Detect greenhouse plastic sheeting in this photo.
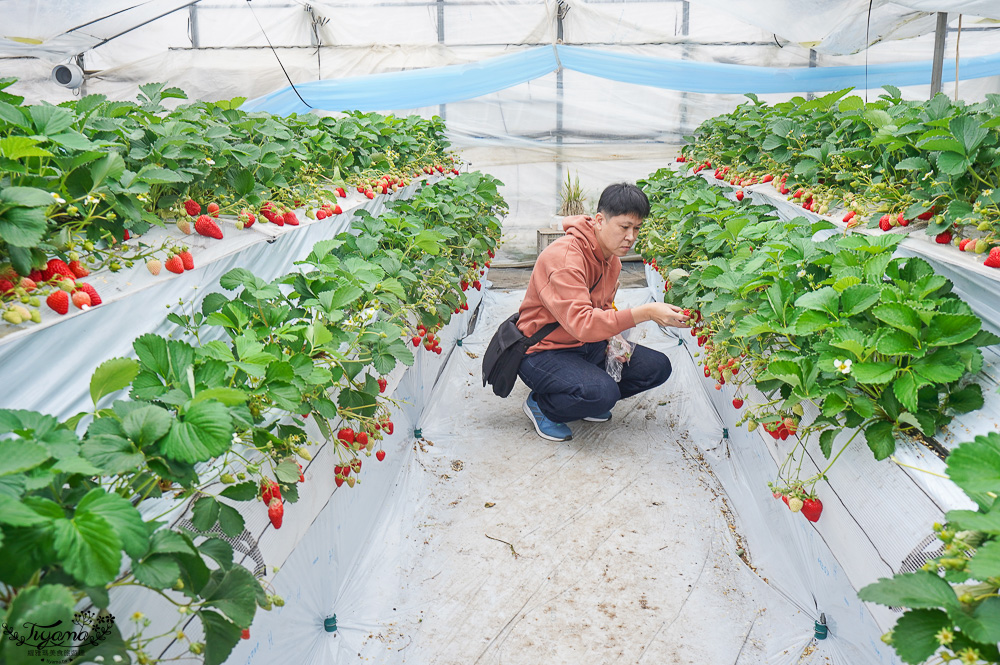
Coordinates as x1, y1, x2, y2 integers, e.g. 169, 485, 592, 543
243, 44, 1000, 115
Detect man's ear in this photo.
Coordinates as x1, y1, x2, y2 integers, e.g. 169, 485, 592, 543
594, 212, 604, 226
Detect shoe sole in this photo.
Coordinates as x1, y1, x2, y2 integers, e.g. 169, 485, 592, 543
523, 401, 572, 442
582, 414, 612, 423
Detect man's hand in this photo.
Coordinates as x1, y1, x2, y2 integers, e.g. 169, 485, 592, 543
631, 302, 690, 328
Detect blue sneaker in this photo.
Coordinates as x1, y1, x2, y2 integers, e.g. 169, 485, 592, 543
523, 393, 573, 442
582, 411, 612, 423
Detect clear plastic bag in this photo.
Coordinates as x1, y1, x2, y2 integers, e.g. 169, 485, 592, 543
605, 333, 635, 383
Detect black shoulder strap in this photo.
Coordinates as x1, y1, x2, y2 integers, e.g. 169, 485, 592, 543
527, 321, 559, 345
526, 272, 603, 346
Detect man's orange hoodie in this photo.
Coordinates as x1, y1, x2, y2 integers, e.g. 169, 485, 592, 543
517, 215, 635, 353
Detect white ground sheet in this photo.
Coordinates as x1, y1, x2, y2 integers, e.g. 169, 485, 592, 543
230, 287, 888, 665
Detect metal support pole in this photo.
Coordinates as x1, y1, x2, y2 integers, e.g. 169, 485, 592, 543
76, 53, 87, 97
556, 1, 567, 205
437, 0, 446, 122
930, 12, 948, 97
806, 48, 817, 101
189, 4, 200, 48
679, 1, 690, 138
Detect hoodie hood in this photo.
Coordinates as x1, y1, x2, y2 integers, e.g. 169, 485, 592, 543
562, 215, 608, 264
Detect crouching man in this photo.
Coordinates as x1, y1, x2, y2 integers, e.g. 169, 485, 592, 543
516, 182, 689, 441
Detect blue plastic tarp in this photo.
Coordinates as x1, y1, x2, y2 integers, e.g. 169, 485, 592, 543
242, 44, 1000, 115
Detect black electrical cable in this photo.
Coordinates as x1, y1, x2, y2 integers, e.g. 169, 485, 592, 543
246, 0, 314, 110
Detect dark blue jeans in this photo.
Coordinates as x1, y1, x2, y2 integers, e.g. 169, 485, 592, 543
518, 341, 672, 423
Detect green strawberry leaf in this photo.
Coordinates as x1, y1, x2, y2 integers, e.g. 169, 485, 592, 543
863, 420, 896, 460
52, 512, 121, 586
858, 570, 960, 610
77, 487, 149, 559
889, 609, 953, 664
200, 609, 243, 665
947, 432, 1000, 500
159, 401, 233, 464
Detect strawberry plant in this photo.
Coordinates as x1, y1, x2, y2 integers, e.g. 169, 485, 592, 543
679, 87, 1000, 261
0, 78, 458, 327
638, 168, 997, 501
0, 172, 504, 665
860, 432, 1000, 664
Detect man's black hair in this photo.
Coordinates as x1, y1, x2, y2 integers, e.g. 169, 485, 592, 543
596, 182, 650, 219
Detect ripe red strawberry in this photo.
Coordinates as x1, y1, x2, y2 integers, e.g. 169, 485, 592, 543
376, 450, 386, 461
365, 190, 375, 199
42, 258, 75, 281
412, 335, 421, 346
241, 629, 250, 640
761, 174, 774, 183
842, 211, 856, 223
195, 214, 223, 239
268, 497, 283, 529
384, 420, 394, 435
207, 202, 220, 218
46, 290, 69, 314
68, 261, 89, 278
239, 209, 255, 228
335, 475, 345, 487
935, 230, 953, 244
473, 280, 482, 290
735, 191, 745, 201
164, 255, 184, 274
378, 377, 387, 393
283, 211, 299, 226
984, 247, 1000, 268
917, 206, 936, 221
337, 427, 355, 445
732, 398, 744, 409
879, 215, 892, 232
316, 209, 327, 220
897, 212, 909, 228
177, 218, 192, 235
351, 458, 362, 473
123, 229, 131, 241
72, 290, 91, 309
260, 479, 281, 504
77, 282, 101, 305
356, 432, 369, 448
335, 187, 346, 198
959, 238, 972, 251
178, 250, 194, 271
29, 269, 43, 282
332, 204, 342, 215
0, 279, 12, 294
147, 259, 162, 276
780, 186, 790, 195
801, 498, 823, 522
184, 199, 201, 216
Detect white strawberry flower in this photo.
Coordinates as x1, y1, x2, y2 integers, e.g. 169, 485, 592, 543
797, 269, 806, 278
85, 194, 100, 205
204, 157, 216, 165
833, 358, 852, 374
50, 192, 66, 204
